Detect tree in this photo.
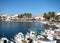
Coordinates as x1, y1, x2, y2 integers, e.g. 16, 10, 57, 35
43, 13, 48, 19
48, 12, 51, 14
48, 12, 55, 18
27, 13, 32, 18
18, 13, 32, 18
43, 12, 56, 21
43, 13, 46, 18
51, 12, 55, 18
47, 12, 52, 19
18, 14, 23, 18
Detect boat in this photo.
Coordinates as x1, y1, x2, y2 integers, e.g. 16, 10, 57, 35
48, 22, 55, 26
27, 28, 56, 43
41, 21, 48, 24
54, 29, 60, 43
55, 24, 60, 27
13, 27, 57, 43
0, 37, 14, 43
54, 23, 60, 28
14, 32, 24, 43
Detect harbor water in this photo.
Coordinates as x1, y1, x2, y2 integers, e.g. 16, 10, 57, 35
0, 22, 58, 40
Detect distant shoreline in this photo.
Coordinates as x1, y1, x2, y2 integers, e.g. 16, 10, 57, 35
0, 20, 37, 22
0, 21, 49, 25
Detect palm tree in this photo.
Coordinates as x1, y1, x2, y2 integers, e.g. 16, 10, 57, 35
43, 13, 48, 20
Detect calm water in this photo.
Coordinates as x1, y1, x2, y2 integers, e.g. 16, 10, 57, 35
0, 22, 57, 40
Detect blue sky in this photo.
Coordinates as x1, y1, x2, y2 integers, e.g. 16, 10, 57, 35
0, 0, 60, 16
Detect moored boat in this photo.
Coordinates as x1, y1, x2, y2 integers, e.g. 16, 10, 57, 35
13, 27, 57, 43
0, 37, 14, 43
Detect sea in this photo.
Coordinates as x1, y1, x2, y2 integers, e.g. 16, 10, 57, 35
0, 22, 58, 40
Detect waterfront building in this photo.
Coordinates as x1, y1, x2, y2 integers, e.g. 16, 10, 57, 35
56, 12, 60, 21
33, 16, 45, 21
0, 14, 8, 21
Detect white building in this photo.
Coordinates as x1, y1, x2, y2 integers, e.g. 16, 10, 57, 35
57, 12, 60, 15
6, 16, 11, 21
11, 14, 18, 20
34, 16, 45, 21
0, 14, 8, 21
56, 12, 60, 21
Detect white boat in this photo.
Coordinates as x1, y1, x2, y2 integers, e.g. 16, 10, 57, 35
0, 37, 14, 43
54, 29, 60, 36
39, 28, 55, 38
26, 30, 37, 41
14, 32, 24, 43
13, 27, 57, 43
41, 21, 48, 24
56, 24, 60, 27
54, 23, 60, 27
48, 22, 55, 26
